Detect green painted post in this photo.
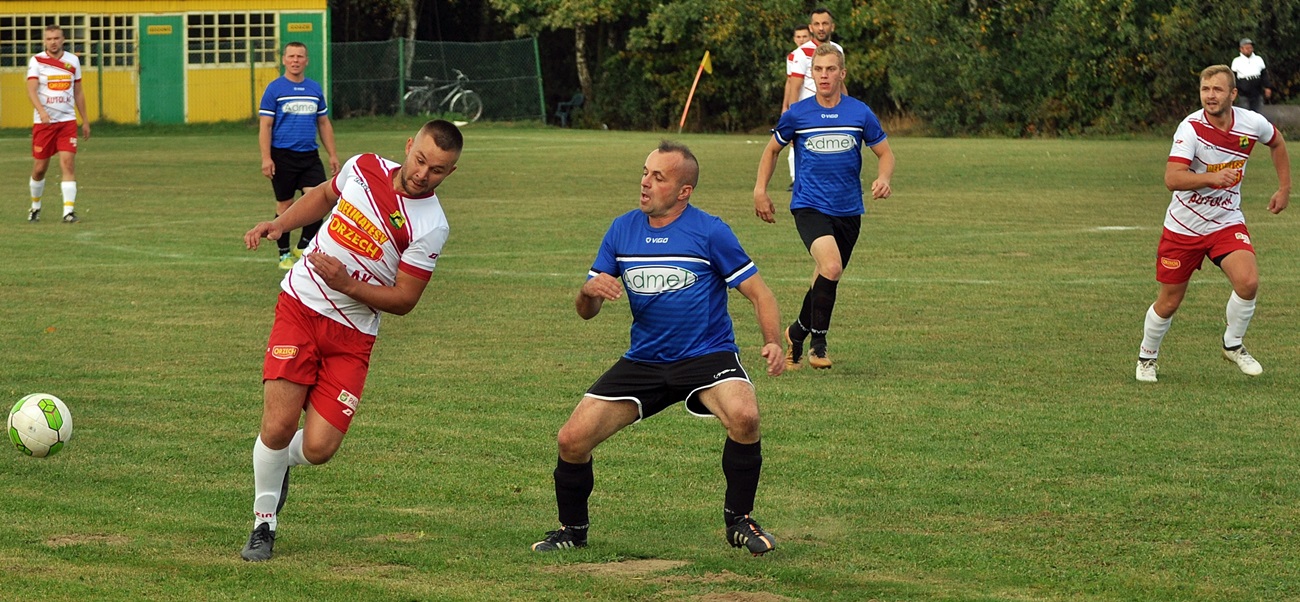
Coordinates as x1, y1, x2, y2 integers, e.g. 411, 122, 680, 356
96, 42, 104, 121
397, 38, 405, 116
532, 36, 545, 122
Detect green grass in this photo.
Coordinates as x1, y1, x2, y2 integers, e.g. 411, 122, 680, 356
2, 123, 1299, 601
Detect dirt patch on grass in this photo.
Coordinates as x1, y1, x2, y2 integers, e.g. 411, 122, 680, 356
44, 534, 130, 548
552, 558, 690, 577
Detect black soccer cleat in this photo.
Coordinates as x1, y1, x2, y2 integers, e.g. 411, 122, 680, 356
530, 525, 588, 552
726, 515, 775, 556
27, 208, 40, 222
61, 212, 79, 224
240, 522, 276, 562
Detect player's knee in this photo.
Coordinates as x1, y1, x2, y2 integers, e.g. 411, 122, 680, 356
818, 262, 843, 281
303, 440, 339, 465
724, 407, 761, 441
556, 426, 593, 462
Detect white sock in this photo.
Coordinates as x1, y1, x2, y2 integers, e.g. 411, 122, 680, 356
30, 178, 44, 209
1140, 304, 1172, 359
286, 429, 314, 467
61, 181, 76, 215
1224, 292, 1256, 348
252, 436, 290, 530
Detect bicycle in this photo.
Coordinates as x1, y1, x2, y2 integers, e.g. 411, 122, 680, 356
403, 69, 484, 123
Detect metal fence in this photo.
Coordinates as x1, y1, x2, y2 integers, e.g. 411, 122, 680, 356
330, 38, 544, 122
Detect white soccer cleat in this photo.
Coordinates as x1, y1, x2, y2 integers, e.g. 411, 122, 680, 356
1222, 346, 1263, 376
1135, 358, 1158, 383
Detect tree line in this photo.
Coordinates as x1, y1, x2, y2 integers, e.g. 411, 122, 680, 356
332, 0, 1300, 135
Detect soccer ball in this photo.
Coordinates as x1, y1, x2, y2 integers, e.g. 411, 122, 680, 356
8, 393, 73, 458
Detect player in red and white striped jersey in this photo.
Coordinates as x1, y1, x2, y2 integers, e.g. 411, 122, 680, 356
1135, 65, 1290, 383
238, 120, 463, 561
25, 24, 90, 224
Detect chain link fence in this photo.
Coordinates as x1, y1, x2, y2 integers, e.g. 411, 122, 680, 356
330, 38, 544, 122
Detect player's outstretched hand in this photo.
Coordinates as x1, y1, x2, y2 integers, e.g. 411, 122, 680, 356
582, 273, 624, 301
1268, 189, 1289, 214
244, 221, 282, 250
760, 342, 784, 376
871, 179, 892, 200
753, 192, 777, 223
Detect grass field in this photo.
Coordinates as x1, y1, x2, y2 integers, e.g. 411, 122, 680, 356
2, 119, 1299, 601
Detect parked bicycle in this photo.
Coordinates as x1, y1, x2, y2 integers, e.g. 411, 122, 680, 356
403, 69, 484, 123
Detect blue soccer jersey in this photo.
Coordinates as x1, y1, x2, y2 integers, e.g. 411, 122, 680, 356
259, 76, 328, 152
774, 95, 887, 217
589, 205, 759, 363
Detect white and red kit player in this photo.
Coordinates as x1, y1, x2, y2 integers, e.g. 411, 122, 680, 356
1135, 65, 1290, 383
25, 24, 90, 223
238, 120, 464, 562
781, 8, 843, 184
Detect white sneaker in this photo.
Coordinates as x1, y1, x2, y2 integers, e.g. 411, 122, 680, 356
1136, 358, 1158, 382
1222, 346, 1263, 376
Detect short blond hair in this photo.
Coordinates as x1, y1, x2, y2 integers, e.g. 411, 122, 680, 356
1201, 64, 1236, 89
813, 43, 843, 68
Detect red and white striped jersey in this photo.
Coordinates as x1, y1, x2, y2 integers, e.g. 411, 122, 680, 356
786, 40, 844, 102
1164, 107, 1278, 236
281, 153, 449, 335
26, 51, 82, 124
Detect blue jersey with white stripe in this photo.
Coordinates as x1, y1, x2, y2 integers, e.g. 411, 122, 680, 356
590, 204, 759, 363
259, 76, 328, 152
774, 94, 886, 216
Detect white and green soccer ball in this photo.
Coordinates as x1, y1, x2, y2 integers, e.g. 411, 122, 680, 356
8, 393, 73, 458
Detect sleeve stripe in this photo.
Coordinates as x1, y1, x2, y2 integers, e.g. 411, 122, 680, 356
724, 262, 756, 283
399, 262, 433, 281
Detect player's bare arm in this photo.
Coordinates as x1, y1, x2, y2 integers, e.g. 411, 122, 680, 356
245, 183, 339, 249
869, 139, 896, 200
1164, 161, 1240, 192
782, 76, 802, 113
26, 78, 50, 124
735, 274, 784, 377
753, 138, 784, 223
307, 255, 430, 315
258, 116, 276, 178
1266, 133, 1291, 214
73, 80, 90, 140
576, 273, 622, 320
318, 115, 340, 175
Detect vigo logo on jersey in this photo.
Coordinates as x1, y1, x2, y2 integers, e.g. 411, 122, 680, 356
282, 100, 319, 115
804, 133, 856, 154
623, 265, 698, 295
46, 75, 72, 91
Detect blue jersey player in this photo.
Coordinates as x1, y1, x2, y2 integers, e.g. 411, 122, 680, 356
753, 43, 896, 370
532, 142, 785, 556
259, 42, 339, 269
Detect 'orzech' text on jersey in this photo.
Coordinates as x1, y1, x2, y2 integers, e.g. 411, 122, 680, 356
1165, 106, 1278, 237
773, 94, 887, 217
282, 153, 449, 336
589, 204, 758, 363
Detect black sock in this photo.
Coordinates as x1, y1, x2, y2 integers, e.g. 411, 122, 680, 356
793, 290, 813, 342
809, 276, 839, 346
554, 457, 594, 528
722, 438, 762, 524
275, 212, 291, 255
299, 218, 322, 250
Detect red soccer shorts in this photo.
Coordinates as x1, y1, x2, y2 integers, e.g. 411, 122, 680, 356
32, 121, 77, 159
1155, 224, 1255, 284
263, 292, 376, 433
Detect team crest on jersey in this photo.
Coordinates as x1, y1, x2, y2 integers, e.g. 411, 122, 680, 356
1239, 136, 1250, 149
1236, 232, 1251, 245
1160, 257, 1182, 269
388, 211, 406, 229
